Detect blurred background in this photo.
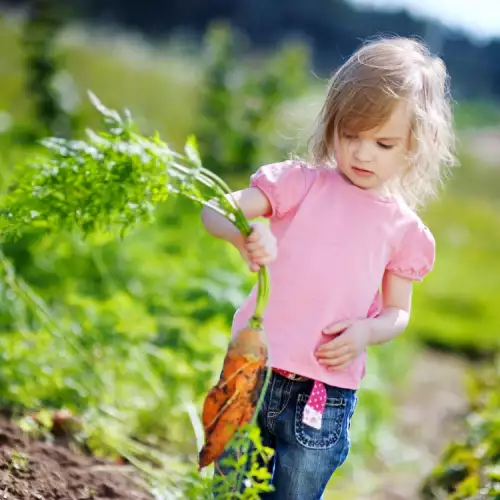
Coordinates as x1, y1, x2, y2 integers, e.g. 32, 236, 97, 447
0, 1, 499, 499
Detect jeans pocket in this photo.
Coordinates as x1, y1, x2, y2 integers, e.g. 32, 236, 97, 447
294, 393, 346, 450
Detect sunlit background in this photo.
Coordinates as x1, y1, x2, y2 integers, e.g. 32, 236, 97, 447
0, 1, 499, 499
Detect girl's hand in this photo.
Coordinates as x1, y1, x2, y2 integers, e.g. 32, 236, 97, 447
314, 319, 372, 371
238, 221, 277, 272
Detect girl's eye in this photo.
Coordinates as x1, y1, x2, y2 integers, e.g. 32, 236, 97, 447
344, 134, 356, 140
377, 142, 394, 150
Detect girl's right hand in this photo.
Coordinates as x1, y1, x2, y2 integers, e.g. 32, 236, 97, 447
238, 221, 277, 272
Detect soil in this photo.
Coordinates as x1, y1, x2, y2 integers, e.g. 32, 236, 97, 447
0, 416, 154, 500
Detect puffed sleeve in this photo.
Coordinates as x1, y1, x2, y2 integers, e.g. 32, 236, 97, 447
386, 221, 436, 281
250, 161, 316, 219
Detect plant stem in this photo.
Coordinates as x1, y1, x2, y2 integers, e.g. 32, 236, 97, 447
255, 267, 269, 320
193, 159, 274, 494
170, 157, 271, 325
233, 364, 272, 494
196, 168, 270, 324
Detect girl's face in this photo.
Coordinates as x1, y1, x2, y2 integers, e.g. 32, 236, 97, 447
333, 102, 412, 194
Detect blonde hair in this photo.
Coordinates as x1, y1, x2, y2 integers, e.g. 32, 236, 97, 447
309, 36, 456, 209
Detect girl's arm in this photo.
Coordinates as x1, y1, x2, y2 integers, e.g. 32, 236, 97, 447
315, 271, 414, 370
201, 187, 271, 247
365, 271, 413, 345
201, 187, 277, 271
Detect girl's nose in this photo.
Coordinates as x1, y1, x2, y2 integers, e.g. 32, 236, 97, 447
353, 140, 373, 163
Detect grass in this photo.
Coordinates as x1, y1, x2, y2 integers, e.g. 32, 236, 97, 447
61, 27, 201, 148
0, 13, 201, 150
453, 100, 500, 130
414, 193, 500, 354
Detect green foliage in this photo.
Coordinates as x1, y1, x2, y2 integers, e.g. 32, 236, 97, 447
0, 14, 201, 152
0, 92, 413, 495
1, 92, 249, 241
143, 425, 274, 499
197, 24, 309, 175
410, 190, 500, 357
211, 426, 275, 499
7, 449, 29, 474
0, 94, 276, 496
21, 0, 74, 138
421, 358, 500, 499
0, 209, 275, 496
2, 93, 169, 239
453, 101, 500, 130
3, 9, 500, 498
42, 0, 500, 104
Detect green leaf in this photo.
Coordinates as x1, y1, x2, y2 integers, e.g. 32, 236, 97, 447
87, 90, 122, 124
185, 135, 202, 168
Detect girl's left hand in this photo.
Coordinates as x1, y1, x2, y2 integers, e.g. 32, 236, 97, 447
315, 319, 372, 371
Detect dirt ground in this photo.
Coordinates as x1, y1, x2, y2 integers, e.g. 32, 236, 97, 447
0, 415, 154, 500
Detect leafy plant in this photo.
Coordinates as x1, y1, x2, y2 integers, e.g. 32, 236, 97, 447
421, 357, 500, 499
21, 0, 74, 139
197, 24, 309, 176
0, 92, 274, 496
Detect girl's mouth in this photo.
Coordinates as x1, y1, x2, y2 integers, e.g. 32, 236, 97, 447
352, 166, 374, 176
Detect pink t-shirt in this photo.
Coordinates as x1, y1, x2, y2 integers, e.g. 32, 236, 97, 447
231, 161, 435, 391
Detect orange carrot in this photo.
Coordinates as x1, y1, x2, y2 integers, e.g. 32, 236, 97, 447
201, 385, 232, 432
199, 392, 248, 468
198, 326, 268, 468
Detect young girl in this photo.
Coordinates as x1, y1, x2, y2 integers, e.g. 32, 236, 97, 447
202, 36, 455, 499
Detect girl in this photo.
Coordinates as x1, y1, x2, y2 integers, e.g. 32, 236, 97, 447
202, 36, 455, 499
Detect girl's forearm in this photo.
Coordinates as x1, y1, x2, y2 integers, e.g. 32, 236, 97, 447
365, 306, 410, 345
201, 187, 271, 248
201, 204, 244, 248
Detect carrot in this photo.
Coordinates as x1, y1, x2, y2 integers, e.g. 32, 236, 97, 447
199, 374, 262, 469
201, 340, 263, 431
199, 392, 248, 468
198, 326, 268, 468
195, 192, 272, 470
201, 385, 231, 432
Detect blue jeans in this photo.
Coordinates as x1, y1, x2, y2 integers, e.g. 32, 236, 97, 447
213, 371, 357, 499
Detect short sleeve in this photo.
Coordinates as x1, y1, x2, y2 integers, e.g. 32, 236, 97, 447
386, 221, 436, 281
250, 161, 316, 219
